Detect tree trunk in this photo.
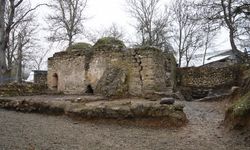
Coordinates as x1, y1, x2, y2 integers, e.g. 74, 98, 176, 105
68, 36, 73, 47
0, 0, 7, 84
178, 55, 182, 67
221, 0, 241, 63
229, 29, 241, 62
203, 31, 209, 65
16, 34, 22, 83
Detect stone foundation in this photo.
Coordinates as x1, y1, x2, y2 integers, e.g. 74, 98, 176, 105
0, 96, 187, 127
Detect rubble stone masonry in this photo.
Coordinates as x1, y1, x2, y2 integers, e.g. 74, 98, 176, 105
48, 47, 176, 97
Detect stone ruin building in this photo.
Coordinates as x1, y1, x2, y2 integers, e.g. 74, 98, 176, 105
47, 38, 176, 97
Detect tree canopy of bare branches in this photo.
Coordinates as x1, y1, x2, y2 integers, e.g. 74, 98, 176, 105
197, 0, 250, 62
0, 0, 45, 83
126, 0, 171, 51
46, 0, 88, 47
169, 0, 205, 67
86, 23, 125, 44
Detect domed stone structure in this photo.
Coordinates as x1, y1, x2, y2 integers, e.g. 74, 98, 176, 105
93, 37, 126, 50
66, 42, 92, 52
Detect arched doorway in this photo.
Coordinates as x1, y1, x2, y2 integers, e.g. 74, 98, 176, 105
52, 73, 58, 90
85, 84, 94, 94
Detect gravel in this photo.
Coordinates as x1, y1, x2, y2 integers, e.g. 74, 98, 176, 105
0, 100, 250, 150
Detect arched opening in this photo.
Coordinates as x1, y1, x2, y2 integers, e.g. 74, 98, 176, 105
85, 84, 94, 94
52, 73, 58, 89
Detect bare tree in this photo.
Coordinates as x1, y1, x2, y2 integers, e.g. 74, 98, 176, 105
191, 2, 219, 65
169, 0, 204, 67
126, 0, 171, 50
5, 1, 42, 83
47, 0, 88, 47
197, 0, 250, 62
201, 23, 218, 65
27, 46, 51, 71
0, 0, 45, 83
15, 20, 38, 82
0, 0, 7, 83
86, 23, 125, 44
0, 0, 25, 83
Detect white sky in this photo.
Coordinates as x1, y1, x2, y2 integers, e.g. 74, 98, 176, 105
30, 0, 231, 69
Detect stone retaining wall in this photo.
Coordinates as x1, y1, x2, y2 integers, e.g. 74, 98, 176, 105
177, 66, 238, 88
0, 83, 47, 97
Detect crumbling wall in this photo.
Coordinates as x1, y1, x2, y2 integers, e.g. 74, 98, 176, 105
48, 51, 88, 94
128, 48, 175, 96
48, 46, 176, 97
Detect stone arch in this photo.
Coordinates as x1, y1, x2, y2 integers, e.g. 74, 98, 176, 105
52, 73, 58, 89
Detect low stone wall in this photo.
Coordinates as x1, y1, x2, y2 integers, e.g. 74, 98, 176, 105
0, 97, 188, 127
0, 83, 47, 97
177, 66, 237, 88
34, 71, 47, 85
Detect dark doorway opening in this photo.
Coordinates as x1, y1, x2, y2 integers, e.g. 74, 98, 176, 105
52, 73, 58, 89
85, 84, 94, 94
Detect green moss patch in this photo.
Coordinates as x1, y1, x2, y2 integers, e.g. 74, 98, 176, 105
229, 91, 250, 118
93, 37, 126, 50
66, 42, 92, 52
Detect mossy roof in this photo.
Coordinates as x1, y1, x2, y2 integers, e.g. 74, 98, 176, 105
93, 37, 126, 50
66, 42, 92, 52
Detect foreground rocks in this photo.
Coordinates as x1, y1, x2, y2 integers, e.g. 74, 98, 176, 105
0, 96, 187, 127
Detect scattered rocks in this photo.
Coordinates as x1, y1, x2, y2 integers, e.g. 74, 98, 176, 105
173, 91, 185, 101
191, 89, 209, 99
160, 98, 175, 105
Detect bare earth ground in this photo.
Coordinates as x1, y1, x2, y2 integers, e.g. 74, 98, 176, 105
0, 99, 250, 150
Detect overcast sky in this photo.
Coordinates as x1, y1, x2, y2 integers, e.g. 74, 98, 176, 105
30, 0, 231, 68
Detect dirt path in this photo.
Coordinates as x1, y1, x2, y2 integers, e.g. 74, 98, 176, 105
0, 100, 249, 150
